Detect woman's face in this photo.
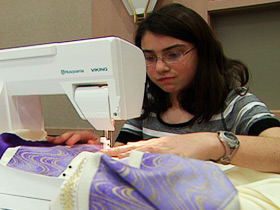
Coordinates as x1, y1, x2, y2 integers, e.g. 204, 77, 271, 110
142, 32, 198, 97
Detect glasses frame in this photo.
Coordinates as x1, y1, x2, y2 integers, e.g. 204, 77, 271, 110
145, 46, 196, 66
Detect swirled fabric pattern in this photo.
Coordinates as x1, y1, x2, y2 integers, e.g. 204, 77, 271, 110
0, 133, 101, 177
0, 133, 239, 209
89, 153, 238, 210
7, 144, 100, 177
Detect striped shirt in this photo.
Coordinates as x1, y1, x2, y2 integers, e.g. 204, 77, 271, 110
116, 88, 280, 144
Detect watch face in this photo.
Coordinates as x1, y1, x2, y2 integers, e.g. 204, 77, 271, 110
223, 131, 239, 148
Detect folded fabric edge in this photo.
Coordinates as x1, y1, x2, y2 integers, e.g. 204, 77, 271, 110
129, 150, 145, 168
51, 151, 102, 210
0, 146, 21, 166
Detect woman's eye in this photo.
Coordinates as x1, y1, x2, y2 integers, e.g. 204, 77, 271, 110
166, 52, 181, 59
145, 56, 155, 61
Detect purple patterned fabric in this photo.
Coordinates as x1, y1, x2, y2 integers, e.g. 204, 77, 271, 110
0, 133, 239, 209
0, 133, 55, 158
90, 154, 238, 210
0, 132, 101, 176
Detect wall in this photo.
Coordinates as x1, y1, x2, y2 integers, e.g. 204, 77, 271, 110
92, 0, 138, 42
91, 0, 208, 42
210, 3, 280, 109
0, 0, 95, 135
0, 0, 93, 49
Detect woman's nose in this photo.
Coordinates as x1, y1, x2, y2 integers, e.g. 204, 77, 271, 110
155, 58, 170, 73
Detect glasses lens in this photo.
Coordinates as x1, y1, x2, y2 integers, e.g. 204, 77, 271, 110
164, 52, 183, 63
145, 56, 156, 66
144, 48, 193, 66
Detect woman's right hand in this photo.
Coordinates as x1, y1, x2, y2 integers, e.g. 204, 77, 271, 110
46, 130, 100, 146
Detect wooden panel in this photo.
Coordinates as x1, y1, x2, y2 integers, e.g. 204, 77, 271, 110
92, 0, 138, 42
92, 0, 209, 42
271, 110, 280, 119
155, 0, 208, 20
208, 0, 280, 11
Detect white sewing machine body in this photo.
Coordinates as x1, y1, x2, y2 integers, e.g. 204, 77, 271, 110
0, 162, 65, 210
0, 37, 146, 139
0, 37, 146, 209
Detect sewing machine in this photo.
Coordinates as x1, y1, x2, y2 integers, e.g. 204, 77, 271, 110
0, 37, 146, 209
0, 36, 146, 145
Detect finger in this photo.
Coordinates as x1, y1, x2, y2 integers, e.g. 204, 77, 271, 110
47, 136, 69, 145
87, 139, 102, 145
118, 151, 131, 159
87, 140, 95, 145
46, 136, 56, 142
127, 141, 145, 145
59, 132, 76, 141
47, 132, 75, 144
101, 145, 134, 156
65, 133, 85, 146
117, 146, 149, 159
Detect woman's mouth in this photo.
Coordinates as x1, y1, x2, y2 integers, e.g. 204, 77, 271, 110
158, 77, 174, 83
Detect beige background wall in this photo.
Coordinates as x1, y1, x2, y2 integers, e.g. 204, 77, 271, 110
211, 3, 280, 110
91, 0, 208, 43
0, 0, 95, 135
0, 0, 279, 137
0, 0, 93, 49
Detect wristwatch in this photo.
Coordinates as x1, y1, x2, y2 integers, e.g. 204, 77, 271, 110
212, 131, 240, 165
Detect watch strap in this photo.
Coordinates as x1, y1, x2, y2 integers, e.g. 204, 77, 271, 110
209, 131, 240, 165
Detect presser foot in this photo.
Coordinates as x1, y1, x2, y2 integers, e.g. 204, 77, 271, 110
100, 137, 111, 149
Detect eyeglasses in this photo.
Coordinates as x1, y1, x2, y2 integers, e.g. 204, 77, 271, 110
144, 47, 196, 66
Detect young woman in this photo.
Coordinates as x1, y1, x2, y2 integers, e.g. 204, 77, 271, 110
48, 3, 280, 173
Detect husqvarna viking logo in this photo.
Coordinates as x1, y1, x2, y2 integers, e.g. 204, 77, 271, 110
61, 69, 84, 75
60, 67, 108, 75
91, 67, 108, 72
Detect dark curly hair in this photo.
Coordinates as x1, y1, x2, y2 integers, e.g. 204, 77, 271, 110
135, 3, 249, 124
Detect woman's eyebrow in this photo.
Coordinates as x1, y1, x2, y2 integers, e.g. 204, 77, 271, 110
142, 49, 154, 53
163, 44, 187, 51
142, 43, 187, 53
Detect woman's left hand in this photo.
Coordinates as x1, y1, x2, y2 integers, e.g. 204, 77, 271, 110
101, 132, 224, 160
